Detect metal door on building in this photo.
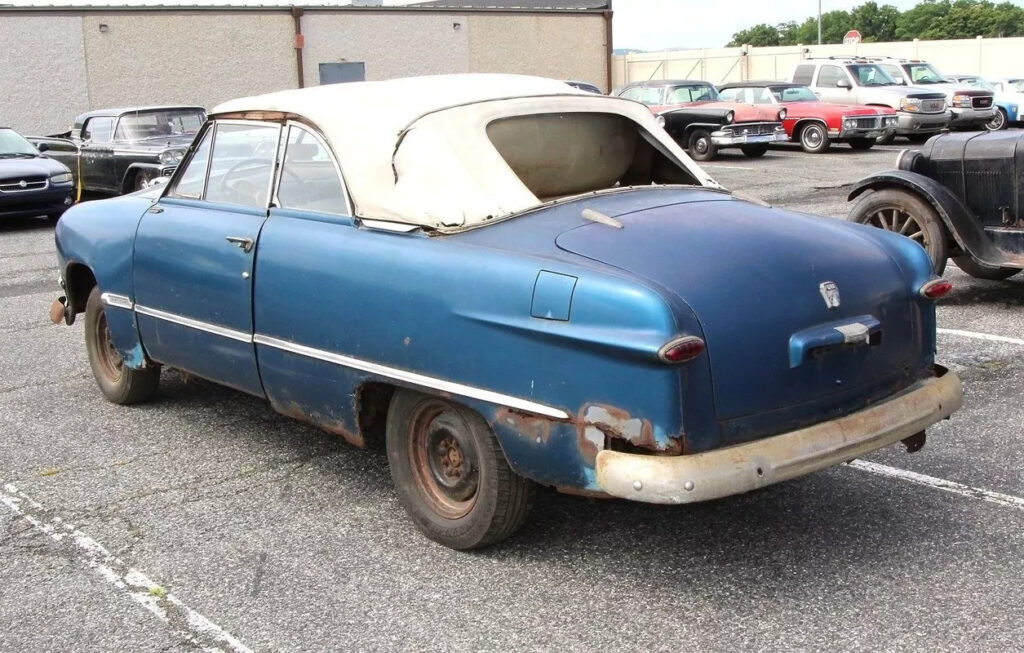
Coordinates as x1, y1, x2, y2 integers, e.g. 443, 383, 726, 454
319, 62, 366, 85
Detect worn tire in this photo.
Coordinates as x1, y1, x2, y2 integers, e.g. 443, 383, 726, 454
799, 122, 830, 153
84, 286, 160, 404
386, 389, 534, 550
848, 138, 875, 151
986, 108, 1008, 131
848, 189, 949, 274
686, 128, 717, 161
740, 144, 769, 158
953, 255, 1022, 280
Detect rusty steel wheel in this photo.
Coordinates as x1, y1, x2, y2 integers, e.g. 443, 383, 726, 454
848, 188, 949, 274
386, 389, 534, 549
84, 286, 160, 404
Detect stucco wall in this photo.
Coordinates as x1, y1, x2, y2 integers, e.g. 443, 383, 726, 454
80, 12, 297, 109
468, 13, 607, 90
302, 12, 470, 85
0, 15, 90, 134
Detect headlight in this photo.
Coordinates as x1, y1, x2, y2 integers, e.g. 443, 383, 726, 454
885, 116, 898, 126
844, 119, 855, 129
725, 111, 735, 123
900, 97, 922, 112
159, 149, 185, 165
778, 108, 787, 120
951, 94, 972, 108
655, 114, 666, 128
50, 172, 73, 184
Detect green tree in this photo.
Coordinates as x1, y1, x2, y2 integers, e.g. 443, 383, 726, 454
727, 23, 782, 47
850, 2, 901, 41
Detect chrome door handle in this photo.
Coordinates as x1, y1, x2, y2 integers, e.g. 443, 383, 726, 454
226, 236, 254, 253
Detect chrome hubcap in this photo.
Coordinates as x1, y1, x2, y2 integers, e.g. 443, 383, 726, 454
805, 127, 823, 147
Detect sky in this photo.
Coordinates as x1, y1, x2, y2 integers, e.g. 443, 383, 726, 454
611, 0, 926, 50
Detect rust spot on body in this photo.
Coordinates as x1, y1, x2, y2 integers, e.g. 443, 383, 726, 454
274, 399, 365, 448
495, 406, 552, 444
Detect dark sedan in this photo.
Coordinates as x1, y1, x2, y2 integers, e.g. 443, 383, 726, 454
0, 127, 74, 222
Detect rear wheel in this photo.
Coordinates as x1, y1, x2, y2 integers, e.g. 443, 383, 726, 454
740, 144, 769, 158
986, 108, 1008, 131
385, 389, 534, 549
84, 286, 160, 404
848, 138, 875, 151
953, 255, 1021, 280
848, 189, 949, 274
686, 128, 717, 161
799, 123, 830, 153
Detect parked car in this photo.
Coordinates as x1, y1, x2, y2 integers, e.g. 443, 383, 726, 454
563, 80, 601, 94
717, 81, 897, 153
50, 74, 962, 549
848, 130, 1023, 279
614, 79, 787, 160
791, 58, 950, 143
948, 75, 1023, 130
869, 58, 996, 131
0, 126, 74, 222
29, 106, 206, 196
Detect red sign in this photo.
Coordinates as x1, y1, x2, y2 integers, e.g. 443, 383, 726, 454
843, 30, 863, 44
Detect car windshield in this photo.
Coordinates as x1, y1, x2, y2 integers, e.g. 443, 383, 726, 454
847, 64, 897, 87
1007, 80, 1024, 92
960, 77, 995, 91
905, 63, 948, 84
0, 128, 39, 157
770, 86, 818, 102
115, 109, 206, 140
665, 84, 720, 103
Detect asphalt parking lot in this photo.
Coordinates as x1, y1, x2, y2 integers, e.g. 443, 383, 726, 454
2, 141, 1023, 652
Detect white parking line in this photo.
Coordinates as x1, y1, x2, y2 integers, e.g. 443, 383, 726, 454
848, 461, 1024, 511
0, 483, 253, 653
704, 165, 756, 170
937, 327, 1024, 347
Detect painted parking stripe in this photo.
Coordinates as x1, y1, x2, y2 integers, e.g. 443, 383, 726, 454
848, 461, 1024, 511
937, 327, 1024, 347
0, 483, 253, 653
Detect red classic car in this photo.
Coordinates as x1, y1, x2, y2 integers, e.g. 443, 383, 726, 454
717, 82, 898, 153
614, 80, 787, 160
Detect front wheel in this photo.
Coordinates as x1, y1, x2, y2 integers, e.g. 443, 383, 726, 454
799, 123, 830, 153
386, 390, 534, 549
84, 286, 160, 404
686, 129, 717, 161
953, 255, 1021, 280
875, 131, 896, 145
847, 189, 949, 274
740, 144, 769, 158
986, 108, 1008, 131
848, 138, 875, 151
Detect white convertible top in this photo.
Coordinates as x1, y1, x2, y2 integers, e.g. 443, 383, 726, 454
212, 74, 713, 227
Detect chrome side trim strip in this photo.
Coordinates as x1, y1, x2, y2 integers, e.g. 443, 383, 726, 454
253, 334, 571, 420
134, 304, 253, 344
100, 292, 134, 310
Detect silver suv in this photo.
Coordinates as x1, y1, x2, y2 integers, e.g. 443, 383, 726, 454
868, 58, 996, 130
791, 58, 950, 142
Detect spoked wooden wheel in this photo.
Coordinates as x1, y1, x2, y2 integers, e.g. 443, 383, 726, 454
847, 188, 949, 274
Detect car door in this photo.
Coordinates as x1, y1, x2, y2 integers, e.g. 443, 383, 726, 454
133, 119, 281, 396
79, 116, 116, 192
814, 65, 855, 103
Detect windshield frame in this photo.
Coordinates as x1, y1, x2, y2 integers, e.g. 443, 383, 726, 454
0, 128, 40, 156
113, 109, 207, 141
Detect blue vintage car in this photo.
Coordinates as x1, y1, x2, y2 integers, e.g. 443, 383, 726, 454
50, 75, 962, 549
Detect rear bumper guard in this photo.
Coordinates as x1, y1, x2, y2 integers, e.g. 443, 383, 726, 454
595, 366, 962, 505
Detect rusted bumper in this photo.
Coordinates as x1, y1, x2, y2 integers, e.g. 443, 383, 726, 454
595, 367, 962, 504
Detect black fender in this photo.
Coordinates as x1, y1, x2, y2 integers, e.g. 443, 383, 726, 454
120, 163, 163, 194
848, 170, 1009, 267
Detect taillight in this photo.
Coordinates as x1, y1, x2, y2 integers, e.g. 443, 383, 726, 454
920, 278, 952, 300
658, 336, 706, 363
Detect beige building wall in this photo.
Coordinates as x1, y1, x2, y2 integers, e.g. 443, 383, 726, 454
0, 15, 91, 134
615, 37, 1024, 87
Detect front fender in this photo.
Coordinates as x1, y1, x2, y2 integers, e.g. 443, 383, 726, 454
848, 170, 1008, 267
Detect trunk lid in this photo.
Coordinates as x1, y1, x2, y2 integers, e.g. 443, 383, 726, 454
555, 198, 919, 422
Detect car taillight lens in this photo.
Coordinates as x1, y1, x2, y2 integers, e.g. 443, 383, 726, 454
920, 278, 952, 299
658, 336, 706, 363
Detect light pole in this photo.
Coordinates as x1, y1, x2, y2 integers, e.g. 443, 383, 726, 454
818, 0, 822, 45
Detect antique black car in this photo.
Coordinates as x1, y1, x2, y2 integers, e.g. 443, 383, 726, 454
30, 106, 206, 195
848, 131, 1023, 279
0, 127, 75, 222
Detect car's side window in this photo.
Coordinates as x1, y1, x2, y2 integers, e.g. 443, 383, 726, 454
880, 64, 906, 83
619, 87, 643, 102
168, 127, 214, 200
276, 124, 349, 215
717, 88, 742, 102
204, 123, 280, 209
793, 64, 816, 85
82, 117, 114, 143
817, 65, 848, 88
